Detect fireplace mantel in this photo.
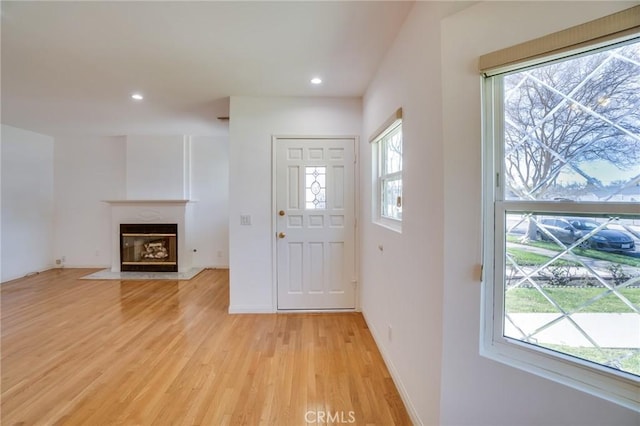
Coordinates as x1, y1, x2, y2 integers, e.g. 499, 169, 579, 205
106, 200, 194, 273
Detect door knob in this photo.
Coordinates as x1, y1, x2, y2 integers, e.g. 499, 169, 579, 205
278, 232, 286, 239
279, 210, 285, 216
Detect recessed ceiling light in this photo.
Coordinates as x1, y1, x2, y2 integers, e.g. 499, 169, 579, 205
310, 77, 322, 85
131, 93, 144, 101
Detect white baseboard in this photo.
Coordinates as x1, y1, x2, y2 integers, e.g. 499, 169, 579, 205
277, 308, 359, 313
228, 305, 275, 314
199, 265, 229, 270
1, 264, 55, 284
63, 264, 110, 269
361, 309, 422, 426
50, 264, 227, 271
62, 265, 228, 271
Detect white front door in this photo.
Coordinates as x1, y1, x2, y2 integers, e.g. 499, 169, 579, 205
275, 137, 356, 309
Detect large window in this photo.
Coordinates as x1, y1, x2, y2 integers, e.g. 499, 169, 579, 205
483, 35, 639, 409
372, 109, 403, 230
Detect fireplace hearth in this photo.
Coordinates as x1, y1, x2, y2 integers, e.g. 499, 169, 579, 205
120, 224, 178, 272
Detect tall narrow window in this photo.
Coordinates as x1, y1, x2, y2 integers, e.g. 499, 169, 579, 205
372, 108, 403, 230
482, 33, 639, 409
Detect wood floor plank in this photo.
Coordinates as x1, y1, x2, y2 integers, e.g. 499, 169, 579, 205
1, 269, 411, 425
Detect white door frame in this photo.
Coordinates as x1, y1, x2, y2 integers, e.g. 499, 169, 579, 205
271, 135, 360, 312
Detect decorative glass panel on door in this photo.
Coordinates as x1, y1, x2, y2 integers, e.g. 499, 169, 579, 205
305, 166, 326, 209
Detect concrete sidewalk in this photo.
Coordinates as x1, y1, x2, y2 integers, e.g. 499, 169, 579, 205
505, 313, 639, 348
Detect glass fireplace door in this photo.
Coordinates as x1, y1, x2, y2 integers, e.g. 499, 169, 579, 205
120, 224, 178, 272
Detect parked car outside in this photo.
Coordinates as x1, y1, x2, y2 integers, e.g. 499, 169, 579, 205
537, 217, 636, 252
537, 218, 582, 245
568, 218, 636, 252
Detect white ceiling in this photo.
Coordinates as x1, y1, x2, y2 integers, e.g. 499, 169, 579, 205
1, 1, 414, 137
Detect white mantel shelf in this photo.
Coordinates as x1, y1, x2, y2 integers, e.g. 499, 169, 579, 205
103, 200, 194, 205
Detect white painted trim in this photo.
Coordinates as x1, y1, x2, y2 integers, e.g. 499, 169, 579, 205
228, 305, 276, 314
272, 134, 359, 141
0, 265, 55, 284
271, 135, 361, 311
191, 265, 230, 270
200, 264, 229, 270
271, 136, 279, 313
361, 310, 422, 425
353, 136, 361, 311
277, 309, 359, 314
373, 217, 402, 234
62, 264, 110, 269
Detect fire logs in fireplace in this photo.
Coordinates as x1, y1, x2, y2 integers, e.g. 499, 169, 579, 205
120, 224, 178, 272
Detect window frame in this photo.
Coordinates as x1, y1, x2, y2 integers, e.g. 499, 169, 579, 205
372, 111, 403, 232
481, 42, 640, 411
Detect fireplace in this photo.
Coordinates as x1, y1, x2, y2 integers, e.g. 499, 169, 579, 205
120, 224, 178, 272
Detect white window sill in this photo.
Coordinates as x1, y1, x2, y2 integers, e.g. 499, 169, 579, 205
480, 322, 640, 411
373, 218, 402, 233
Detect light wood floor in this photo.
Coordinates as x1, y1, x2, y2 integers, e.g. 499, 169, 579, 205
1, 268, 411, 425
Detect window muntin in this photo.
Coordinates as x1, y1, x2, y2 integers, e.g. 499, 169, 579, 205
484, 37, 640, 408
376, 122, 403, 224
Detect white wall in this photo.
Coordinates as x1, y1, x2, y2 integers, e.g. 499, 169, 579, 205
53, 134, 229, 269
361, 1, 639, 424
440, 2, 639, 425
191, 135, 229, 268
126, 135, 190, 200
54, 135, 126, 267
228, 96, 362, 313
1, 125, 54, 282
360, 2, 461, 424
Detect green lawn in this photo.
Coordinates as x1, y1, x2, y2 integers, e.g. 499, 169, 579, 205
506, 234, 640, 267
506, 247, 579, 267
506, 287, 640, 313
540, 344, 640, 377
